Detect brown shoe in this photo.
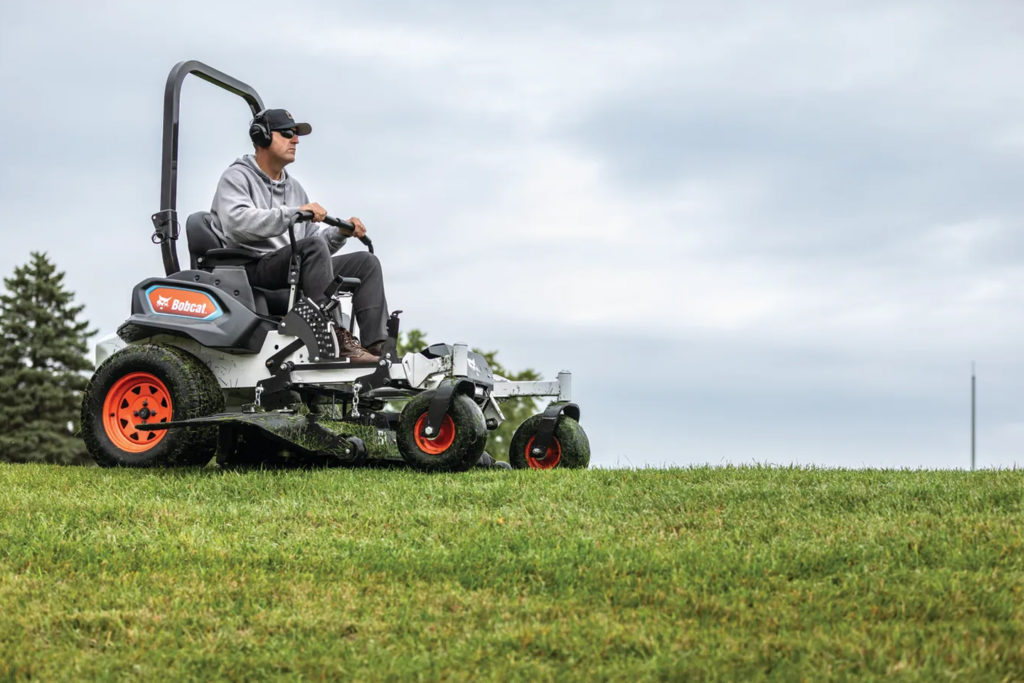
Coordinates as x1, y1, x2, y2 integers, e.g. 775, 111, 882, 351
335, 328, 379, 363
364, 340, 388, 357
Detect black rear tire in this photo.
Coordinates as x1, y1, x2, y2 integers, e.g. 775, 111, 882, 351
509, 414, 590, 470
397, 391, 487, 472
81, 344, 223, 467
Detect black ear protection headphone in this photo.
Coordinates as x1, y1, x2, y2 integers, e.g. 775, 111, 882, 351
249, 109, 272, 148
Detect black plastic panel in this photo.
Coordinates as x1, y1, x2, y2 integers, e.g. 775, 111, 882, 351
124, 277, 271, 353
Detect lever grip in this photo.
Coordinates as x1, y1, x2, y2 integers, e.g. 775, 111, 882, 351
324, 215, 374, 254
323, 215, 354, 230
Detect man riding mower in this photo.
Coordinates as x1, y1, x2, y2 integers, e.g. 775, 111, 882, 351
79, 60, 590, 472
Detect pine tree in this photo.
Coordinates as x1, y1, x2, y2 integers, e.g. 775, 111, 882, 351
0, 252, 96, 464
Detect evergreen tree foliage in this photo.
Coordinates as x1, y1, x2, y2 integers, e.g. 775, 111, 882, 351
0, 252, 96, 464
398, 328, 541, 460
396, 328, 428, 358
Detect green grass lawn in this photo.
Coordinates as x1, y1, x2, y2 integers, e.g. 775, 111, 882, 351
1, 464, 1022, 681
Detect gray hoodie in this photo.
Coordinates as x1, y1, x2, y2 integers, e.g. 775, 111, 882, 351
209, 155, 346, 255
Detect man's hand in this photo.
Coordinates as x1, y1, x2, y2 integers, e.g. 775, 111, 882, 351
349, 217, 367, 238
300, 202, 327, 222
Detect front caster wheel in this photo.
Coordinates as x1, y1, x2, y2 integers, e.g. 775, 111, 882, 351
397, 391, 487, 472
509, 414, 590, 470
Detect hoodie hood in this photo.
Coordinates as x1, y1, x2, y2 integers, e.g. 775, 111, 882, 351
235, 154, 290, 184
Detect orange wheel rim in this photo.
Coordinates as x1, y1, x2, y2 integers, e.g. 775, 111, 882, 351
413, 413, 456, 454
101, 372, 173, 453
525, 436, 562, 469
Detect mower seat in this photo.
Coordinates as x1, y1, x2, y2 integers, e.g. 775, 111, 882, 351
185, 212, 291, 316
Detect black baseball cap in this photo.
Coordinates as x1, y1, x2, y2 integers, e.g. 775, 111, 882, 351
260, 108, 312, 135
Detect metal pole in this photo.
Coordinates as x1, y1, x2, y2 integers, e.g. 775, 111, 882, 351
971, 362, 976, 471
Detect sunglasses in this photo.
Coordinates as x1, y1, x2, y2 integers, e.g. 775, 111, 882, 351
275, 128, 299, 139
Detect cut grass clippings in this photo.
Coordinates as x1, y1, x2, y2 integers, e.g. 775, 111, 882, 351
0, 464, 1022, 680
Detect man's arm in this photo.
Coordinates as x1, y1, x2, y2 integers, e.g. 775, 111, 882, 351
319, 224, 348, 252
212, 169, 304, 244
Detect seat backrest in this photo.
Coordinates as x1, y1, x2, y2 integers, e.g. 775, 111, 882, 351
185, 211, 293, 317
185, 212, 225, 270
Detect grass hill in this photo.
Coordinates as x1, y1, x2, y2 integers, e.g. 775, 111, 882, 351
1, 465, 1021, 680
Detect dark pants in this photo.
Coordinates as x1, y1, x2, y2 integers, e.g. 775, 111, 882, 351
246, 237, 389, 345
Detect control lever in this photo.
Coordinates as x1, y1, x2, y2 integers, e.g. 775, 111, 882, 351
324, 275, 362, 299
323, 215, 374, 254
322, 274, 363, 319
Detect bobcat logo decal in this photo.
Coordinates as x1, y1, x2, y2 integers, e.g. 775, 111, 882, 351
145, 286, 223, 321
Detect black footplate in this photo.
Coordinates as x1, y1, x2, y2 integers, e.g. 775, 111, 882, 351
280, 297, 339, 361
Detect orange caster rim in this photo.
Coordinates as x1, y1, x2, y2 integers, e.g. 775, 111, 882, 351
525, 436, 562, 469
413, 413, 456, 454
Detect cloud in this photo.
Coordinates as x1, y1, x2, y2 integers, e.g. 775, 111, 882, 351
3, 0, 1024, 468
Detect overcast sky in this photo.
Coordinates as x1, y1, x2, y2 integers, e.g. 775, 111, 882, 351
3, 0, 1023, 468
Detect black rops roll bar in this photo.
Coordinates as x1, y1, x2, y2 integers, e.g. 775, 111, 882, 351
151, 60, 265, 276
